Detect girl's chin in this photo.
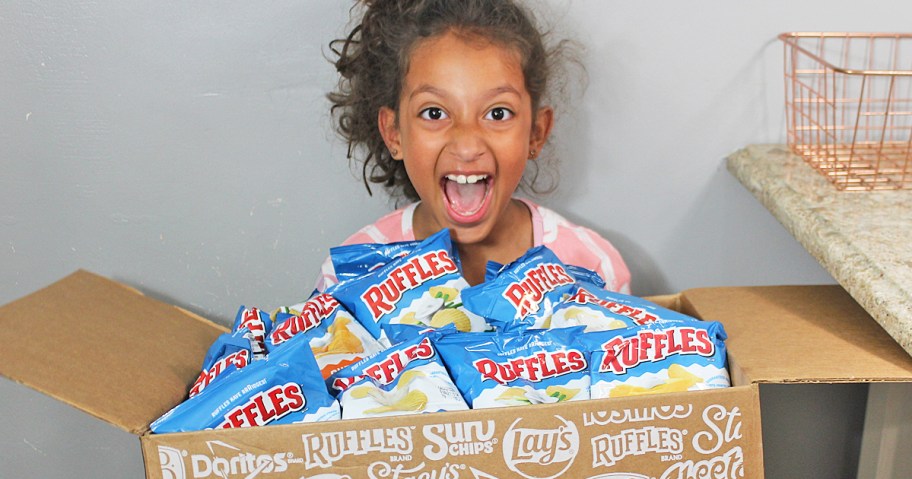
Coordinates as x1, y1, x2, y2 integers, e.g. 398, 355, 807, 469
443, 223, 495, 247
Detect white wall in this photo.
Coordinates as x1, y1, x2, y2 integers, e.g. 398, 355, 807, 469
2, 1, 908, 477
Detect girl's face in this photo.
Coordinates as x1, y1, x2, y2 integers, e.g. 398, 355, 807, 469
379, 31, 553, 247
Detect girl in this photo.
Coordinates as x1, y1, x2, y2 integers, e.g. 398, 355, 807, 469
319, 0, 630, 293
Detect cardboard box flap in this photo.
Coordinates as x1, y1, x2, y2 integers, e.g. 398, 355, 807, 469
0, 270, 227, 435
680, 285, 912, 384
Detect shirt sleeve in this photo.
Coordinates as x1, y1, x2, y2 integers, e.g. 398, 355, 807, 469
534, 203, 632, 294
311, 205, 415, 292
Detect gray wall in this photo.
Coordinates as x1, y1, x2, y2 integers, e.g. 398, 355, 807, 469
2, 0, 906, 477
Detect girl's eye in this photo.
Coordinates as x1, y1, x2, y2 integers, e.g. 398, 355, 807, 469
486, 107, 514, 121
419, 107, 447, 120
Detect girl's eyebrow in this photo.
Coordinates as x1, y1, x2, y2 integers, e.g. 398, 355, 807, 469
409, 84, 447, 100
409, 84, 523, 101
484, 85, 522, 101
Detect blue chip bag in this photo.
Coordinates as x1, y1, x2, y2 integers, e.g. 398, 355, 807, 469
536, 285, 697, 332
333, 332, 467, 419
232, 305, 273, 360
435, 327, 590, 409
583, 320, 731, 399
565, 264, 607, 289
330, 239, 420, 282
268, 292, 384, 379
150, 333, 340, 433
330, 229, 489, 340
462, 246, 577, 330
485, 260, 606, 290
188, 328, 252, 398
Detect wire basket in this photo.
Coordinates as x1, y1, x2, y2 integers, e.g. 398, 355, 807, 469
780, 32, 912, 190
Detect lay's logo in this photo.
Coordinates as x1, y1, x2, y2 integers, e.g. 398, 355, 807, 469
359, 250, 458, 321
599, 326, 715, 374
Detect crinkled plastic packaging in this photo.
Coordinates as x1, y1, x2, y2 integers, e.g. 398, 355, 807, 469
329, 332, 467, 419
435, 327, 590, 409
268, 292, 384, 379
486, 260, 607, 290
330, 229, 489, 339
150, 333, 340, 433
539, 284, 695, 332
463, 246, 577, 330
330, 239, 419, 283
188, 328, 252, 398
232, 305, 273, 360
583, 320, 731, 399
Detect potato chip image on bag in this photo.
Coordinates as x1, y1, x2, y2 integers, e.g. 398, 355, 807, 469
539, 284, 695, 332
268, 292, 384, 380
435, 327, 590, 409
583, 320, 731, 399
329, 229, 490, 340
330, 333, 467, 419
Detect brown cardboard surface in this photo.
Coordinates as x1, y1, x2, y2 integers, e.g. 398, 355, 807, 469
142, 384, 763, 479
680, 285, 912, 384
16, 271, 911, 478
0, 270, 227, 434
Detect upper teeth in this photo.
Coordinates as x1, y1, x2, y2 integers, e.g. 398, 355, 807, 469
446, 174, 488, 184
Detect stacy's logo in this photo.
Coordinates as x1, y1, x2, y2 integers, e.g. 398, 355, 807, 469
502, 415, 579, 479
157, 441, 291, 479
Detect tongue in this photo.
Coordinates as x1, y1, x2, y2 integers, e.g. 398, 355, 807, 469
445, 179, 487, 215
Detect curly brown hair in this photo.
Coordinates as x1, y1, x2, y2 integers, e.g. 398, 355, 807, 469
328, 0, 573, 202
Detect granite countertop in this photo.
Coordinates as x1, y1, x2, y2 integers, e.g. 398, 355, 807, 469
727, 144, 912, 357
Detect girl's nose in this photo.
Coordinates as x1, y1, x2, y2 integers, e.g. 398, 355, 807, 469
447, 122, 486, 162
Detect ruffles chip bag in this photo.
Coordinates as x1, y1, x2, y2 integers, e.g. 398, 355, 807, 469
330, 229, 490, 338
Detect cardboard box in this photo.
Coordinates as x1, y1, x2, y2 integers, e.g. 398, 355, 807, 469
2, 270, 911, 479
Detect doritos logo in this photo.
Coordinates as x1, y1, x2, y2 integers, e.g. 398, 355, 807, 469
474, 350, 587, 385
270, 294, 341, 345
567, 287, 659, 325
359, 250, 458, 322
502, 263, 575, 318
218, 382, 306, 428
599, 327, 714, 374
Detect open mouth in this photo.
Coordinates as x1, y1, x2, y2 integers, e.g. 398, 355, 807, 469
442, 173, 492, 221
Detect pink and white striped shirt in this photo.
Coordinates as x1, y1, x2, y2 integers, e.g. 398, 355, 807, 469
315, 198, 631, 293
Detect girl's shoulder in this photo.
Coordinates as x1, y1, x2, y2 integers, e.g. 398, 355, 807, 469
340, 202, 418, 246
517, 198, 631, 294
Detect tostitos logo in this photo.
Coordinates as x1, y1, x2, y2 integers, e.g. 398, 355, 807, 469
157, 441, 296, 479
501, 415, 579, 479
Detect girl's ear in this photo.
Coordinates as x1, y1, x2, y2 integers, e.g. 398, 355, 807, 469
378, 106, 403, 160
530, 106, 554, 159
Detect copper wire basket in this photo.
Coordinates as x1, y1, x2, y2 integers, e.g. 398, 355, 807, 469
780, 32, 912, 190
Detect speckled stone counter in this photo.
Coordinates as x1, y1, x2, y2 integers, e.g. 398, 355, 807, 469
727, 144, 912, 357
